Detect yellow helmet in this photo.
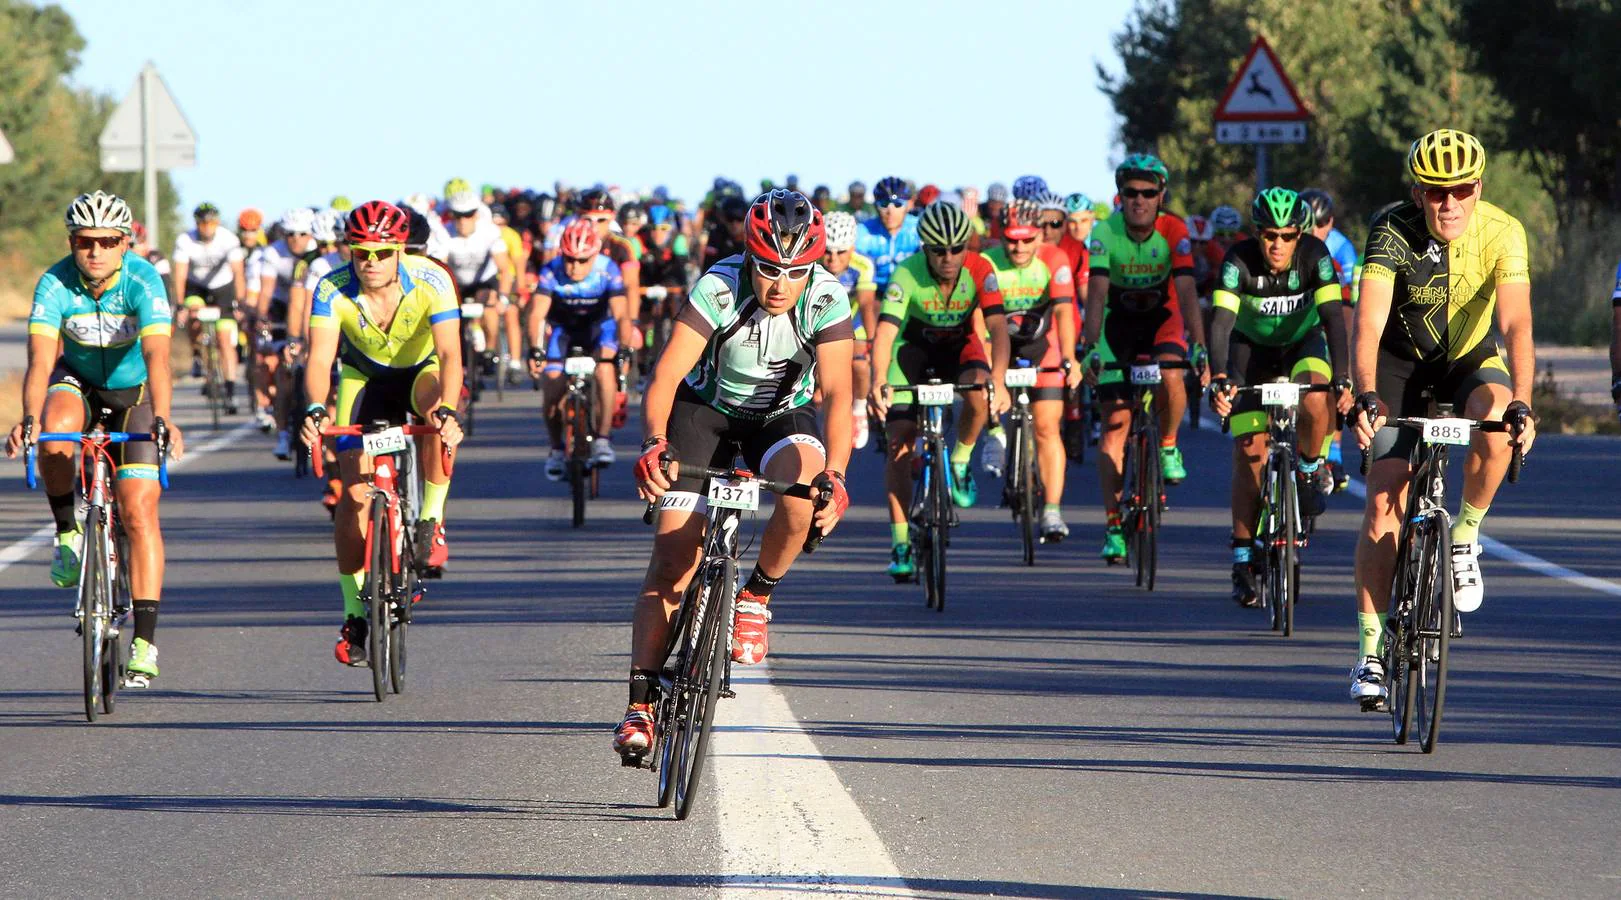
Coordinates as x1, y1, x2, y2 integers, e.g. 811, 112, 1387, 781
443, 177, 471, 199
1407, 129, 1486, 186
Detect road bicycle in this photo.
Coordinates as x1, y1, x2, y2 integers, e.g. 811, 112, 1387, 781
190, 302, 228, 429
886, 379, 989, 611
458, 299, 484, 436
555, 350, 609, 528
1001, 362, 1069, 565
1099, 358, 1192, 590
24, 417, 168, 722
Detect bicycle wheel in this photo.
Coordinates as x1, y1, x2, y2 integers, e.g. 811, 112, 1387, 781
655, 580, 701, 807
673, 559, 734, 820
366, 501, 391, 702
1413, 521, 1452, 753
80, 508, 107, 722
495, 349, 506, 402
390, 563, 412, 695
1013, 420, 1035, 566
103, 524, 132, 714
929, 447, 950, 611
205, 341, 223, 431
1143, 445, 1162, 591
1387, 523, 1419, 742
1257, 474, 1279, 631
1277, 459, 1299, 637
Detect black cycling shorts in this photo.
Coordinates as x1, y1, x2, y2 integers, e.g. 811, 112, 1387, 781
663, 384, 824, 497
1226, 329, 1333, 438
186, 283, 237, 317
1370, 341, 1512, 463
45, 362, 160, 480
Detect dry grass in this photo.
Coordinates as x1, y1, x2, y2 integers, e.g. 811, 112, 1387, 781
1532, 365, 1619, 435
0, 370, 22, 427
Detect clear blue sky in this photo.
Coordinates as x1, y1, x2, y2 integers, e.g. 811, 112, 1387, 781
60, 0, 1132, 226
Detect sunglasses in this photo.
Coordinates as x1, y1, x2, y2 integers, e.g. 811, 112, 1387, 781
1005, 236, 1038, 247
926, 244, 967, 256
451, 210, 478, 219
287, 231, 312, 238
1120, 187, 1163, 200
350, 245, 400, 262
754, 260, 814, 281
1259, 230, 1301, 243
1040, 219, 1066, 229
877, 198, 909, 208
563, 255, 594, 265
584, 215, 614, 225
72, 234, 125, 251
1422, 181, 1478, 203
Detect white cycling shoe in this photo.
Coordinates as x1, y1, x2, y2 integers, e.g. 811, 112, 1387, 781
1451, 542, 1484, 613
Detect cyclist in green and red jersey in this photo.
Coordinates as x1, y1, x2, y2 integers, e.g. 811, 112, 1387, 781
1081, 154, 1208, 563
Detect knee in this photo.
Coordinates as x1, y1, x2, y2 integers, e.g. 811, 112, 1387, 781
119, 494, 160, 530
1234, 435, 1267, 466
342, 482, 370, 508
648, 545, 697, 586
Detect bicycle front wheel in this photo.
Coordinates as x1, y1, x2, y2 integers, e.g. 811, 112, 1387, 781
80, 509, 107, 722
1387, 522, 1420, 742
929, 448, 950, 611
205, 342, 223, 431
367, 502, 392, 702
674, 559, 734, 820
654, 580, 701, 808
1278, 459, 1299, 637
390, 564, 412, 694
1014, 421, 1036, 566
1413, 521, 1453, 753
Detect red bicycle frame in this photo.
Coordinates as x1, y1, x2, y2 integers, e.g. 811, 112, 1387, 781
313, 424, 451, 577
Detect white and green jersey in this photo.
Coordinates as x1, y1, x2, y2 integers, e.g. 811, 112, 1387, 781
677, 254, 854, 420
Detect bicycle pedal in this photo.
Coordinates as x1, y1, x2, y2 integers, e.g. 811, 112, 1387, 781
720, 688, 737, 700
420, 566, 444, 580
1105, 557, 1126, 566
1358, 697, 1387, 713
618, 751, 648, 769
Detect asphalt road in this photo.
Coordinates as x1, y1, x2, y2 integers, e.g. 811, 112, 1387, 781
0, 381, 1616, 899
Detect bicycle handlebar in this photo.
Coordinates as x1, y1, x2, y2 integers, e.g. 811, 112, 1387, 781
1356, 414, 1526, 482
1097, 359, 1194, 371
640, 463, 830, 553
24, 431, 169, 490
311, 423, 452, 480
1215, 383, 1336, 434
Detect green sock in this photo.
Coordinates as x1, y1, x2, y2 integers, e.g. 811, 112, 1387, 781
1452, 501, 1487, 544
950, 441, 974, 467
1043, 504, 1060, 516
341, 571, 365, 619
421, 479, 449, 523
891, 522, 909, 546
1358, 611, 1384, 658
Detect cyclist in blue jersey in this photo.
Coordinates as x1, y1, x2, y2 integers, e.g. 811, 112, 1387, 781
5, 192, 183, 688
1610, 258, 1621, 424
856, 176, 921, 294
528, 218, 629, 478
1301, 189, 1360, 489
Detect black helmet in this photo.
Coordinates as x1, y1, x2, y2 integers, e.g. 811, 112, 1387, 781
404, 208, 432, 253
1298, 189, 1334, 228
577, 189, 615, 215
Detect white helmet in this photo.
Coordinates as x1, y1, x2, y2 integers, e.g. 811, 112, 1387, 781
824, 211, 858, 252
403, 192, 435, 216
448, 191, 481, 215
311, 208, 343, 243
280, 207, 317, 235
65, 190, 133, 234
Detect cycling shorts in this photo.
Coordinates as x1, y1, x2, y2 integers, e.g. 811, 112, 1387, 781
661, 383, 825, 498
1225, 329, 1332, 438
1011, 331, 1066, 402
1370, 342, 1510, 464
885, 336, 989, 423
457, 278, 500, 299
333, 359, 438, 453
544, 318, 619, 372
45, 362, 160, 480
1094, 303, 1187, 403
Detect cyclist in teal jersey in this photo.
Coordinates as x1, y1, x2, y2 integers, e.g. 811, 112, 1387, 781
5, 192, 184, 687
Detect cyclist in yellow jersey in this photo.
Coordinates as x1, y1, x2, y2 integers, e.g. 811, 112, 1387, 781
299, 201, 465, 668
1348, 130, 1538, 706
493, 202, 530, 385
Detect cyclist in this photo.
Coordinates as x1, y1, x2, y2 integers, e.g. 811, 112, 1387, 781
491, 202, 531, 386
700, 193, 749, 271
254, 208, 319, 457
843, 180, 876, 221
615, 189, 853, 759
299, 201, 465, 667
1059, 193, 1095, 282
821, 211, 878, 449
528, 219, 628, 476
171, 202, 246, 414
856, 177, 921, 296
1301, 188, 1361, 489
1348, 129, 1537, 704
5, 191, 183, 688
983, 204, 1082, 540
1034, 191, 1070, 247
1207, 188, 1353, 607
237, 208, 266, 255
1612, 257, 1621, 424
636, 204, 690, 334
982, 183, 1009, 242
441, 190, 516, 382
1081, 154, 1207, 563
870, 201, 1010, 578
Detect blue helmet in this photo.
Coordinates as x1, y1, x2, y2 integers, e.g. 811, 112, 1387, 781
874, 176, 910, 204
651, 185, 670, 203
986, 182, 1009, 203
647, 204, 675, 227
1012, 175, 1048, 201
1064, 192, 1093, 214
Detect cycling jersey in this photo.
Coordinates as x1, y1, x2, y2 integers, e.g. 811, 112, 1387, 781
441, 220, 508, 288
1057, 233, 1090, 286
1323, 227, 1358, 302
535, 254, 626, 329
982, 244, 1074, 341
309, 253, 460, 377
1212, 235, 1341, 347
301, 251, 345, 293
604, 232, 642, 282
856, 216, 922, 292
833, 252, 877, 301
245, 245, 265, 288
1087, 212, 1194, 313
1613, 258, 1621, 306
255, 239, 316, 319
880, 251, 1004, 345
172, 228, 243, 292
638, 239, 689, 291
1361, 199, 1528, 364
30, 253, 172, 391
677, 254, 853, 420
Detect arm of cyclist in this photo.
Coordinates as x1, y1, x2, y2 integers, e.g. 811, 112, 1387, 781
1175, 273, 1208, 386
1080, 273, 1107, 385
1054, 287, 1083, 391
984, 309, 1012, 416
1351, 275, 1395, 447
6, 333, 60, 457
231, 256, 247, 306
526, 292, 553, 375
634, 320, 708, 501
300, 324, 339, 449
1316, 296, 1354, 414
494, 244, 515, 299
813, 335, 854, 534
140, 329, 184, 460
609, 292, 632, 356
1206, 302, 1237, 417
1496, 279, 1537, 455
427, 312, 465, 451
868, 318, 900, 419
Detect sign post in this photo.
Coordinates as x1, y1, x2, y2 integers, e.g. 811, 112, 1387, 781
1213, 37, 1310, 192
98, 63, 196, 249
0, 127, 13, 165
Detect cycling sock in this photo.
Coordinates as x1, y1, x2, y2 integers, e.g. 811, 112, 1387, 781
891, 522, 909, 546
1358, 611, 1384, 658
852, 398, 868, 417
1299, 456, 1322, 474
47, 492, 77, 533
224, 380, 236, 399
1325, 434, 1340, 461
422, 480, 449, 523
132, 599, 159, 644
341, 571, 365, 619
1231, 537, 1252, 565
1452, 501, 1488, 545
1043, 503, 1061, 516
987, 423, 1005, 438
1160, 437, 1177, 449
742, 565, 781, 598
950, 441, 974, 467
628, 668, 658, 705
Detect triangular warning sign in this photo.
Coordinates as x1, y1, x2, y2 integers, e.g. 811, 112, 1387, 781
1214, 37, 1309, 122
98, 63, 197, 151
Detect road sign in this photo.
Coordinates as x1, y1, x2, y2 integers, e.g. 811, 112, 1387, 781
1214, 37, 1309, 122
0, 127, 12, 165
99, 63, 196, 172
1215, 121, 1307, 145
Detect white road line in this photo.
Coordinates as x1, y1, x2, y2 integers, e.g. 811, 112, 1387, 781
1191, 415, 1621, 598
0, 418, 257, 578
714, 664, 916, 898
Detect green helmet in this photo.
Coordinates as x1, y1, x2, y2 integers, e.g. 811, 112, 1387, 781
1251, 187, 1310, 230
1115, 153, 1169, 188
916, 200, 973, 247
192, 202, 220, 220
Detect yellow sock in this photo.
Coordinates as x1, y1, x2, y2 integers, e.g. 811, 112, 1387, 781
891, 522, 909, 545
1358, 611, 1383, 658
1452, 501, 1487, 545
422, 479, 449, 523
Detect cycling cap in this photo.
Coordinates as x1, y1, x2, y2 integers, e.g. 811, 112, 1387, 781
1298, 189, 1334, 227
873, 176, 910, 204
447, 191, 481, 215
986, 182, 1009, 203
1209, 205, 1243, 235
559, 219, 602, 258
1064, 192, 1094, 215
345, 200, 409, 245
237, 208, 264, 231
192, 202, 221, 220
279, 207, 317, 234
1012, 175, 1048, 201
1251, 187, 1310, 230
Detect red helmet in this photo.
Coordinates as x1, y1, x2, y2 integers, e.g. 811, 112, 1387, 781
345, 200, 409, 244
559, 218, 602, 259
745, 189, 825, 266
1001, 203, 1039, 241
916, 183, 941, 207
